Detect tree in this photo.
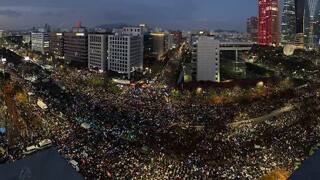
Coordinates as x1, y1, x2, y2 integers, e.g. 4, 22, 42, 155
170, 89, 182, 100
87, 76, 104, 87
184, 74, 192, 83
211, 96, 226, 104
15, 91, 28, 104
279, 78, 293, 90
261, 169, 289, 180
104, 79, 120, 94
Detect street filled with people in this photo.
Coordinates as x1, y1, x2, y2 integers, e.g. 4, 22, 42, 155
1, 47, 320, 179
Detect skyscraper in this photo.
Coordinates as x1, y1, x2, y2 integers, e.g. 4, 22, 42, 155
282, 0, 296, 43
295, 0, 306, 34
258, 0, 280, 45
305, 0, 320, 46
247, 16, 258, 42
307, 0, 320, 19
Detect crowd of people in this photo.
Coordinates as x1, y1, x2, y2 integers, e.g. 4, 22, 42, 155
1, 48, 320, 179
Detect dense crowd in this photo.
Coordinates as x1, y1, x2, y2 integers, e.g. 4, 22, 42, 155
2, 49, 320, 179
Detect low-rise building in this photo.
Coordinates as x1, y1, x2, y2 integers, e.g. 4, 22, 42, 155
23, 34, 31, 45
122, 27, 143, 36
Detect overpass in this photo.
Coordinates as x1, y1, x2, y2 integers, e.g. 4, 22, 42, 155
220, 42, 253, 62
219, 42, 253, 74
193, 39, 254, 82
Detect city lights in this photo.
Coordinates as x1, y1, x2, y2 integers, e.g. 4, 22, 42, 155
0, 0, 320, 179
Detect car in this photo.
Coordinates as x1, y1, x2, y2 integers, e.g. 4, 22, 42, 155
69, 160, 80, 172
80, 122, 91, 130
38, 139, 52, 149
23, 145, 39, 155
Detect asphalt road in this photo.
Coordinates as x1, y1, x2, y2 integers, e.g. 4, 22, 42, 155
229, 104, 297, 128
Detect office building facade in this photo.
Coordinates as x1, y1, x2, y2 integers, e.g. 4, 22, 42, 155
282, 0, 296, 43
122, 27, 143, 36
23, 34, 31, 45
88, 34, 109, 71
305, 0, 320, 46
64, 23, 88, 64
108, 34, 143, 79
64, 32, 88, 64
31, 32, 49, 54
197, 36, 220, 82
258, 0, 280, 45
247, 16, 258, 42
49, 32, 64, 58
150, 32, 166, 60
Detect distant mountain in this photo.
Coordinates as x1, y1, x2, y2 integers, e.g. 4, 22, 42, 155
214, 29, 239, 33
95, 23, 129, 30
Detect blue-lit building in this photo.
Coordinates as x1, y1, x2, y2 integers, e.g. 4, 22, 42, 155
282, 0, 296, 43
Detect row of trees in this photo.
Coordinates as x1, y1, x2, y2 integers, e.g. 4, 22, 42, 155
86, 75, 120, 94
170, 78, 294, 105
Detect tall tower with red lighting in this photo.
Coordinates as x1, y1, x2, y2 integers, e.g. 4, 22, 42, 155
258, 0, 280, 45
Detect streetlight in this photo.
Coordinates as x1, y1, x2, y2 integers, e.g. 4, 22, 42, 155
196, 87, 203, 95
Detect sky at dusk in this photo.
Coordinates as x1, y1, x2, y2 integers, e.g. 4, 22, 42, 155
0, 0, 284, 31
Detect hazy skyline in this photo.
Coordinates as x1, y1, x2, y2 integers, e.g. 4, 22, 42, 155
0, 0, 283, 31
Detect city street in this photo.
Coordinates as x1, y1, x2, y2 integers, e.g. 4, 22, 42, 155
1, 48, 320, 179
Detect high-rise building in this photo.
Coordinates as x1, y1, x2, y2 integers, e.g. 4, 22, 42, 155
31, 32, 49, 54
295, 0, 306, 45
305, 0, 320, 26
144, 32, 177, 60
64, 22, 88, 64
49, 32, 64, 58
305, 0, 320, 46
294, 0, 306, 34
258, 0, 280, 45
64, 32, 88, 64
144, 34, 153, 57
282, 0, 296, 43
196, 36, 220, 82
108, 29, 143, 79
88, 33, 109, 71
247, 16, 258, 42
150, 32, 166, 60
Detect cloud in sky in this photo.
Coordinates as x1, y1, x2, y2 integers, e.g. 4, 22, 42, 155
0, 9, 22, 18
0, 0, 265, 31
